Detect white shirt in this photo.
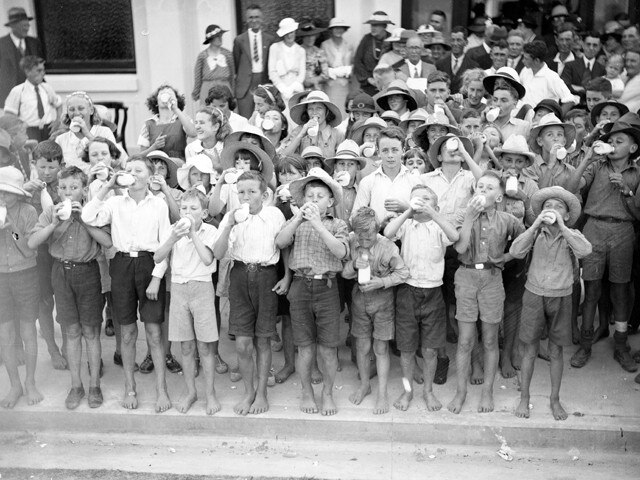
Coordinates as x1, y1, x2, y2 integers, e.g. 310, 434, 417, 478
421, 168, 476, 224
9, 32, 24, 52
4, 80, 61, 126
228, 111, 251, 132
55, 125, 116, 172
249, 29, 263, 73
405, 60, 421, 78
583, 57, 595, 72
520, 63, 580, 107
185, 138, 223, 161
552, 51, 575, 77
164, 222, 218, 283
508, 55, 522, 70
81, 190, 171, 278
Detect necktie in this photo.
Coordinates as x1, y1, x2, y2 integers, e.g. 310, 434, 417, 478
34, 84, 44, 119
18, 40, 25, 56
453, 57, 460, 75
252, 33, 259, 63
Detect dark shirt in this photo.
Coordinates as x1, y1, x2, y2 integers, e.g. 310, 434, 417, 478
581, 159, 640, 221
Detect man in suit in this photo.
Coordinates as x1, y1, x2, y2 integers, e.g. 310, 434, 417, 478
545, 24, 576, 76
561, 31, 606, 101
435, 26, 479, 94
467, 27, 507, 70
506, 30, 526, 73
393, 34, 436, 87
0, 7, 43, 108
232, 4, 275, 118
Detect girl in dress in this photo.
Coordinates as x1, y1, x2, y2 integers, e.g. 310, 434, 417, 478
192, 25, 235, 107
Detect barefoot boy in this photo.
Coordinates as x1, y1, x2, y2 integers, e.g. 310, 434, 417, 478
342, 206, 409, 414
214, 171, 286, 415
509, 186, 591, 420
276, 168, 349, 416
155, 188, 221, 415
448, 170, 524, 414
384, 185, 459, 412
28, 166, 112, 409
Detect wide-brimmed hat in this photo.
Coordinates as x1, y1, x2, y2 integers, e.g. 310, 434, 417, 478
384, 28, 405, 43
601, 31, 622, 43
417, 24, 437, 36
301, 146, 325, 160
225, 125, 276, 160
428, 134, 474, 170
290, 90, 342, 127
590, 101, 629, 128
487, 27, 508, 44
400, 108, 429, 131
531, 186, 581, 226
289, 167, 343, 206
220, 141, 274, 182
288, 90, 312, 113
534, 99, 563, 120
325, 140, 367, 170
426, 32, 451, 49
328, 18, 350, 30
494, 135, 536, 164
364, 11, 395, 25
348, 92, 376, 113
350, 117, 387, 145
203, 25, 227, 45
277, 18, 299, 37
380, 110, 401, 125
412, 113, 462, 155
529, 113, 577, 154
375, 81, 417, 112
177, 154, 216, 191
468, 17, 487, 34
483, 67, 526, 99
0, 166, 31, 197
4, 7, 32, 27
600, 112, 640, 159
296, 19, 325, 38
147, 150, 183, 187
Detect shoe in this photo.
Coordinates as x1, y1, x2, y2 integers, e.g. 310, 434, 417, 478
165, 354, 182, 374
65, 385, 85, 410
215, 354, 228, 374
614, 349, 639, 373
230, 367, 242, 382
434, 356, 449, 385
105, 319, 115, 337
88, 359, 104, 378
113, 352, 139, 372
570, 347, 591, 368
139, 354, 154, 374
88, 386, 103, 408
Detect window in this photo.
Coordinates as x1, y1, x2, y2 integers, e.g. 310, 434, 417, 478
235, 0, 335, 36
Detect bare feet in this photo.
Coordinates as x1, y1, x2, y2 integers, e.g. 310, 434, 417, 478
51, 351, 68, 370
25, 383, 43, 405
515, 398, 530, 418
321, 391, 337, 416
311, 368, 323, 385
274, 364, 295, 384
373, 392, 389, 415
500, 359, 517, 379
206, 393, 221, 415
1, 385, 23, 408
478, 389, 494, 413
424, 391, 442, 412
155, 389, 172, 413
447, 390, 466, 414
176, 392, 197, 414
393, 391, 413, 411
122, 391, 138, 410
234, 392, 256, 416
349, 384, 371, 405
511, 351, 522, 371
550, 398, 568, 421
470, 362, 484, 385
249, 393, 269, 414
300, 390, 318, 414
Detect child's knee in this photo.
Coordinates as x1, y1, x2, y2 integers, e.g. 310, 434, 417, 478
81, 324, 99, 340
457, 335, 475, 352
372, 339, 388, 356
197, 341, 213, 356
356, 337, 371, 353
421, 347, 437, 360
548, 342, 563, 360
236, 337, 254, 356
181, 340, 196, 356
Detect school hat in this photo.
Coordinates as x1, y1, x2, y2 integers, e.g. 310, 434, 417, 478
494, 135, 536, 165
324, 140, 367, 170
328, 18, 350, 30
348, 92, 376, 114
412, 113, 462, 157
531, 186, 581, 226
427, 134, 474, 170
289, 167, 343, 207
375, 80, 418, 112
4, 7, 32, 27
380, 111, 401, 125
529, 113, 577, 155
534, 99, 563, 120
350, 117, 387, 145
399, 108, 429, 131
296, 19, 325, 38
147, 150, 183, 188
600, 112, 640, 159
364, 11, 395, 25
203, 25, 227, 45
0, 166, 31, 197
276, 18, 299, 38
220, 141, 274, 183
177, 154, 216, 191
225, 125, 276, 160
590, 101, 629, 128
289, 90, 342, 128
483, 67, 526, 99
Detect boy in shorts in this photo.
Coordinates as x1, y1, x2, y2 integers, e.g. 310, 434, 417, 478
28, 166, 112, 409
342, 206, 409, 414
384, 185, 459, 411
155, 188, 221, 415
510, 186, 591, 420
276, 168, 350, 416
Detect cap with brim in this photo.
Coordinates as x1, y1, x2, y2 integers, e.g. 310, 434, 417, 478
350, 117, 387, 145
203, 25, 227, 45
220, 141, 274, 183
426, 33, 452, 49
277, 18, 299, 37
147, 150, 183, 187
493, 134, 536, 165
468, 17, 487, 33
328, 18, 350, 29
364, 11, 395, 25
290, 90, 342, 128
297, 21, 325, 38
590, 101, 629, 129
380, 111, 401, 124
483, 68, 526, 99
600, 112, 640, 159
400, 108, 428, 131
0, 166, 31, 197
534, 99, 563, 120
427, 134, 474, 170
528, 113, 577, 154
375, 81, 418, 111
289, 167, 343, 206
348, 93, 376, 113
550, 6, 570, 18
531, 186, 581, 226
177, 154, 216, 191
412, 114, 462, 154
4, 7, 32, 27
325, 140, 367, 170
225, 125, 276, 160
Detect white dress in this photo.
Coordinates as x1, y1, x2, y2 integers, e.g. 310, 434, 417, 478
321, 38, 354, 119
268, 41, 306, 104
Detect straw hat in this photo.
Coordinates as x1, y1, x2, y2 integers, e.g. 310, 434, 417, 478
328, 18, 350, 30
289, 90, 342, 127
412, 113, 462, 154
400, 108, 429, 131
289, 167, 343, 206
380, 111, 401, 125
384, 28, 405, 43
220, 141, 274, 182
427, 134, 475, 170
350, 117, 387, 145
147, 150, 183, 188
203, 25, 227, 45
364, 11, 395, 25
375, 80, 418, 112
416, 24, 437, 35
590, 101, 629, 128
426, 32, 451, 50
494, 135, 536, 164
288, 90, 312, 113
177, 154, 216, 191
301, 146, 325, 160
277, 18, 299, 37
531, 186, 581, 226
529, 113, 576, 154
0, 166, 31, 197
324, 140, 367, 170
225, 125, 276, 160
483, 67, 526, 99
4, 7, 32, 27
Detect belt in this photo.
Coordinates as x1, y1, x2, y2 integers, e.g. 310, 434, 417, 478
295, 273, 336, 287
461, 262, 498, 270
591, 216, 630, 224
55, 258, 97, 269
234, 261, 276, 272
116, 251, 153, 258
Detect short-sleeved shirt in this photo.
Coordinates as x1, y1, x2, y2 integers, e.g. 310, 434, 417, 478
581, 159, 640, 221
522, 155, 575, 189
165, 222, 218, 283
297, 124, 345, 159
421, 168, 476, 224
496, 117, 531, 142
0, 201, 38, 273
342, 233, 409, 289
4, 80, 61, 127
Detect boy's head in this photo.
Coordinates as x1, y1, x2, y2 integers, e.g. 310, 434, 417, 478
290, 167, 342, 215
179, 187, 209, 226
236, 170, 268, 213
600, 113, 640, 160
533, 100, 562, 125
492, 80, 519, 118
351, 207, 379, 248
410, 184, 438, 221
125, 155, 154, 191
57, 166, 88, 203
459, 109, 482, 136
0, 166, 30, 208
531, 186, 581, 226
531, 115, 575, 155
377, 127, 405, 172
591, 101, 628, 127
426, 71, 451, 107
303, 180, 334, 214
565, 109, 590, 140
584, 77, 612, 112
33, 140, 63, 184
301, 146, 326, 171
430, 134, 473, 169
20, 56, 45, 85
475, 170, 503, 208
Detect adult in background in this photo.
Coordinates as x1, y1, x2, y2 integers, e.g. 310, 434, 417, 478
353, 11, 394, 96
233, 4, 275, 119
621, 25, 640, 52
321, 18, 354, 121
546, 24, 577, 76
192, 25, 234, 108
506, 30, 526, 73
560, 31, 606, 101
0, 7, 43, 108
429, 10, 447, 33
394, 34, 436, 86
298, 19, 328, 92
435, 26, 479, 95
619, 48, 640, 114
268, 18, 305, 105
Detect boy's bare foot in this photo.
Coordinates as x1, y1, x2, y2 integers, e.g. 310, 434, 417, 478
349, 384, 371, 405
478, 389, 494, 413
321, 391, 337, 416
234, 392, 255, 416
447, 391, 466, 414
176, 392, 197, 414
1, 385, 23, 409
155, 389, 172, 413
274, 364, 295, 384
25, 383, 43, 405
470, 362, 484, 385
311, 368, 323, 384
122, 390, 138, 409
424, 391, 442, 412
550, 398, 568, 421
206, 394, 221, 415
249, 393, 269, 414
500, 359, 517, 379
515, 398, 530, 418
511, 353, 522, 371
300, 390, 318, 414
373, 392, 389, 415
393, 391, 413, 411
51, 351, 68, 370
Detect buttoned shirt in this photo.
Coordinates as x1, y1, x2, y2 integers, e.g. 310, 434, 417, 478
497, 174, 539, 226
298, 124, 345, 158
9, 32, 24, 52
522, 155, 575, 189
4, 80, 61, 127
451, 54, 465, 74
421, 168, 476, 224
164, 222, 218, 283
495, 116, 531, 144
249, 29, 263, 73
0, 201, 38, 273
406, 59, 421, 77
520, 63, 580, 107
581, 159, 640, 221
342, 233, 409, 288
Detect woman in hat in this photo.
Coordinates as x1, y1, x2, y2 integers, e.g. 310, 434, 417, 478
353, 11, 394, 96
412, 112, 461, 167
297, 18, 329, 91
322, 18, 354, 120
425, 33, 451, 63
375, 80, 418, 122
268, 18, 305, 104
192, 25, 234, 107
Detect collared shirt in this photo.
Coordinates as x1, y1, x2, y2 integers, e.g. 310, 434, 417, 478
522, 155, 575, 189
581, 159, 640, 221
286, 215, 349, 276
0, 201, 38, 273
9, 32, 24, 52
583, 56, 595, 71
55, 125, 116, 172
405, 59, 421, 77
520, 63, 580, 107
249, 29, 263, 73
218, 205, 285, 265
164, 222, 218, 283
392, 218, 454, 288
352, 165, 421, 223
497, 174, 539, 226
421, 168, 476, 224
507, 55, 522, 70
4, 81, 61, 127
451, 53, 465, 74
456, 208, 524, 268
552, 51, 575, 77
185, 138, 223, 162
298, 124, 345, 158
31, 205, 103, 263
495, 116, 531, 143
342, 233, 409, 289
81, 190, 171, 278
228, 111, 251, 133
510, 225, 592, 297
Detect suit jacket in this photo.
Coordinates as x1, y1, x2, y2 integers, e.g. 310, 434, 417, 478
0, 35, 43, 106
435, 54, 480, 94
466, 44, 492, 69
232, 29, 275, 99
394, 59, 436, 80
508, 56, 525, 74
560, 58, 606, 94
